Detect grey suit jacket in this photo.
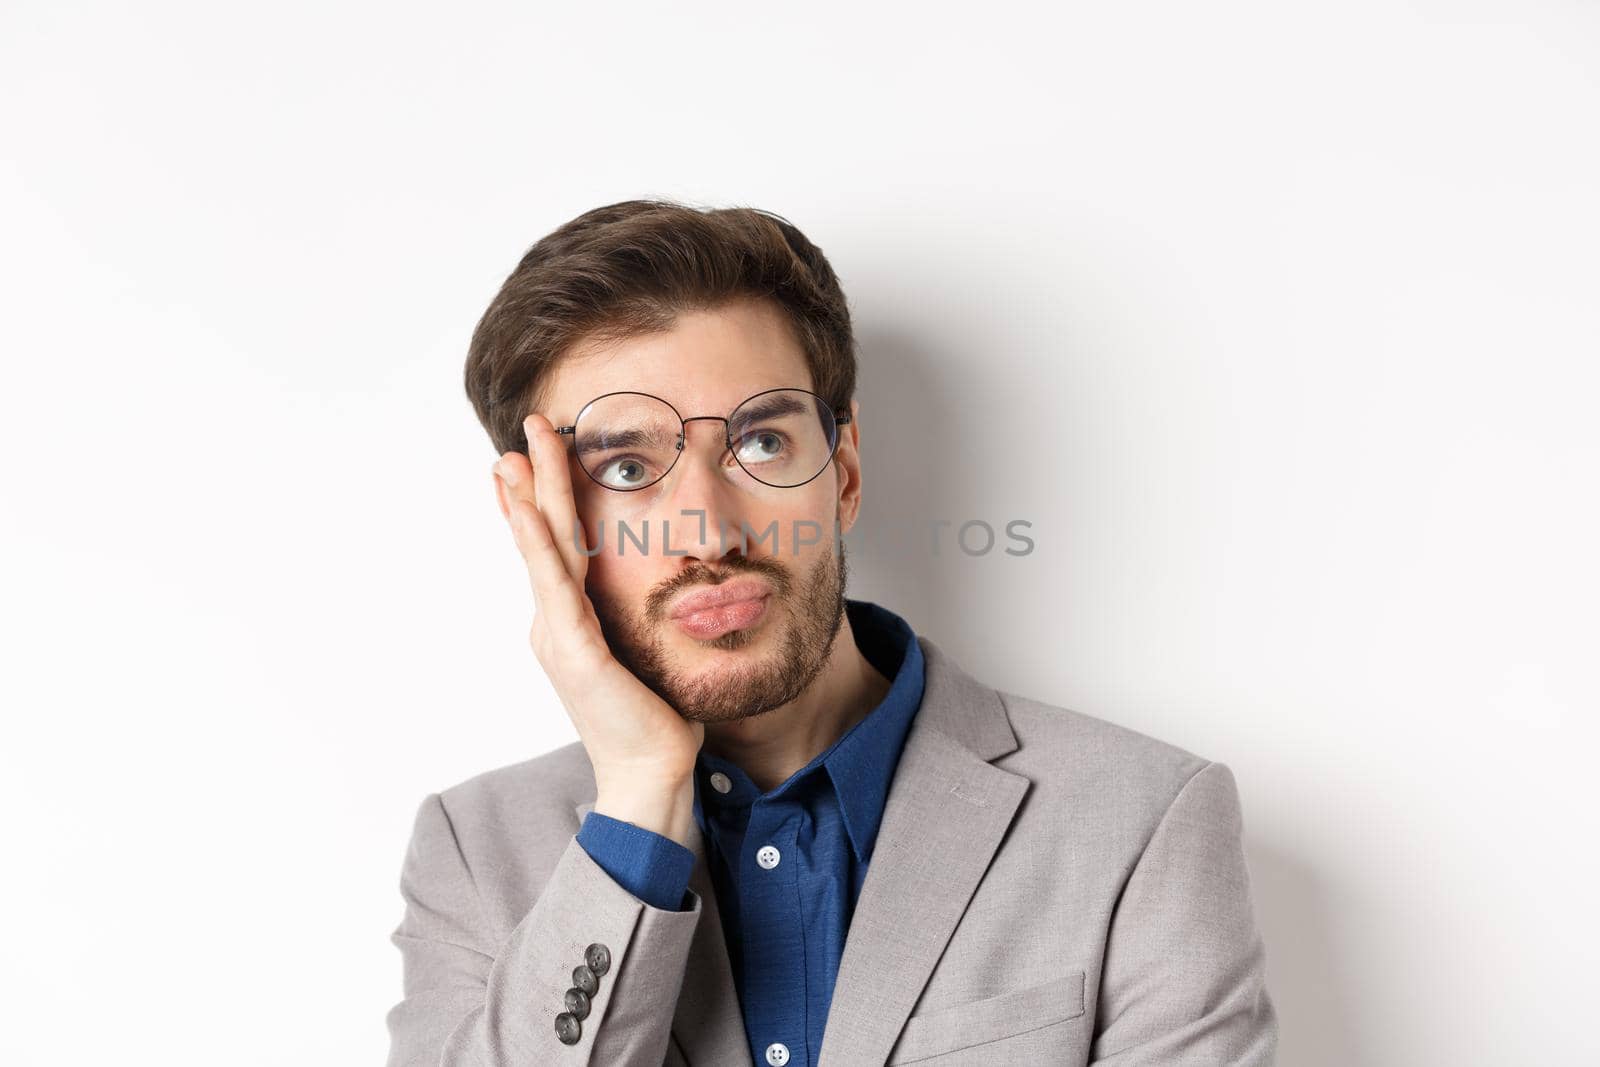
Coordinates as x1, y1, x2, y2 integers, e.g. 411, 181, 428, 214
385, 634, 1278, 1065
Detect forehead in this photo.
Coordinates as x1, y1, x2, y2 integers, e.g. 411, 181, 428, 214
539, 297, 815, 422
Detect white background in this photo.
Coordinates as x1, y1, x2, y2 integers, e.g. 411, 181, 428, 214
3, 2, 1596, 1063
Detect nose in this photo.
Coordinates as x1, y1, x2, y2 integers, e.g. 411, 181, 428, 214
661, 419, 751, 562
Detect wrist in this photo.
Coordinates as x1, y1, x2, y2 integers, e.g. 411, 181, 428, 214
593, 774, 696, 847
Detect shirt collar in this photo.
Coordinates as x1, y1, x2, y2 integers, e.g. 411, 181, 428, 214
692, 598, 926, 865
822, 599, 925, 863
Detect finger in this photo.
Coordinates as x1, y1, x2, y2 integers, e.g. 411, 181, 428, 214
524, 412, 589, 584
494, 456, 588, 633
502, 467, 588, 631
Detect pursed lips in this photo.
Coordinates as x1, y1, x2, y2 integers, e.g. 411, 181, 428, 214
668, 578, 772, 619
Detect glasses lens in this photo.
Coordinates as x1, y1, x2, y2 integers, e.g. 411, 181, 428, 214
728, 389, 840, 488
571, 393, 682, 491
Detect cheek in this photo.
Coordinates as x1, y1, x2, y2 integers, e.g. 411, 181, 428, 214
571, 482, 656, 552
768, 489, 839, 561
800, 483, 839, 523
583, 551, 650, 609
576, 478, 662, 528
582, 522, 639, 576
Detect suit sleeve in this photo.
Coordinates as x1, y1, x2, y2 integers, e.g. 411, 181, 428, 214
385, 791, 701, 1067
1088, 760, 1279, 1065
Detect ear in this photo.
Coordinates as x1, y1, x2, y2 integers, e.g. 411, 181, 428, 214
492, 461, 513, 521
834, 399, 863, 534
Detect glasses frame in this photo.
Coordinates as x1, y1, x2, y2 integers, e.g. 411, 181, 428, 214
553, 387, 852, 493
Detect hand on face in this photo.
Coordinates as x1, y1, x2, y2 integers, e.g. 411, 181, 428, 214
493, 412, 704, 805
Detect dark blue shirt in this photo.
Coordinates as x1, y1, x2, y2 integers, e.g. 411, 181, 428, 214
576, 598, 926, 1067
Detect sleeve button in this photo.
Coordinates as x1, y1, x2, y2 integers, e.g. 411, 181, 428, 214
572, 962, 599, 996
585, 942, 612, 977
555, 1011, 582, 1045
564, 987, 592, 1020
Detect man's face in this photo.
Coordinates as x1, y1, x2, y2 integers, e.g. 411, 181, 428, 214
535, 296, 863, 724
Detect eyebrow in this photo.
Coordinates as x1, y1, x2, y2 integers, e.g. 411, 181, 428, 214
732, 393, 810, 423
572, 425, 678, 454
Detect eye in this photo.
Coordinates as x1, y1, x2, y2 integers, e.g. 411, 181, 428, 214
734, 429, 789, 466
594, 455, 658, 489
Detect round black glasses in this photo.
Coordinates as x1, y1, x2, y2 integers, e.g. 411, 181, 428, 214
554, 388, 851, 492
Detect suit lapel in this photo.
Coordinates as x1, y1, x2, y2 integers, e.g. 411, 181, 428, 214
816, 635, 1030, 1067
574, 797, 754, 1067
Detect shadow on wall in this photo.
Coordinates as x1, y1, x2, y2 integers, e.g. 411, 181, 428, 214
841, 318, 952, 620
850, 314, 1339, 1066
1250, 839, 1362, 1065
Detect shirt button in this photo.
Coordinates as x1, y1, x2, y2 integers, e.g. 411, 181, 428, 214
756, 844, 781, 870
764, 1041, 790, 1065
710, 772, 733, 794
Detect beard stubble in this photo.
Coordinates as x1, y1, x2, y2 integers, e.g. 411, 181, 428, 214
587, 535, 851, 725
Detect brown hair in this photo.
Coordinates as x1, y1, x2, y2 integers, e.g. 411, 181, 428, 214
464, 198, 858, 457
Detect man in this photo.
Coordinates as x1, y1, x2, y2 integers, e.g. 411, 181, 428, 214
385, 199, 1278, 1066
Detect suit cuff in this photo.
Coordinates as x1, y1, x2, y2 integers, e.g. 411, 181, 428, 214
576, 810, 696, 912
